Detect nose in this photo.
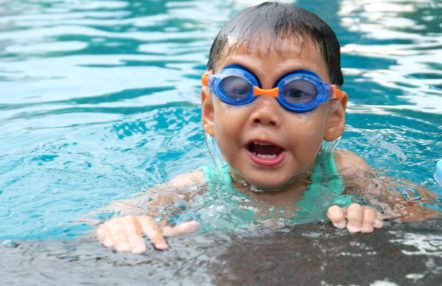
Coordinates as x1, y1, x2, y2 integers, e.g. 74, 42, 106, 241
249, 96, 283, 127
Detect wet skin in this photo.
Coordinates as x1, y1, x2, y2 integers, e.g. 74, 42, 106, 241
201, 37, 347, 190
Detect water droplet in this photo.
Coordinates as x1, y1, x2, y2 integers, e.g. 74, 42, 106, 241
2, 240, 18, 248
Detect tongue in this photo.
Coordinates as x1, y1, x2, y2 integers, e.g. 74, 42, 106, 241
249, 143, 283, 155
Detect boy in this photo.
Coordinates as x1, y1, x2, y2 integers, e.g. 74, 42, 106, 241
96, 2, 437, 253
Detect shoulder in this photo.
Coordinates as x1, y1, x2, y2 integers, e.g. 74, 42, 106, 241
105, 169, 206, 215
334, 149, 372, 177
161, 169, 205, 190
333, 150, 377, 196
333, 150, 440, 221
154, 169, 207, 202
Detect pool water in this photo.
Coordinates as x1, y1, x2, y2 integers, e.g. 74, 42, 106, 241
0, 0, 441, 242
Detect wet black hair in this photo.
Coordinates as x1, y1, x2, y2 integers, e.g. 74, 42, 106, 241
206, 2, 344, 86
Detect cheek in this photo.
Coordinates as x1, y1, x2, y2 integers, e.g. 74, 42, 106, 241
212, 103, 244, 155
212, 100, 248, 134
288, 110, 329, 158
301, 106, 330, 136
298, 132, 323, 158
294, 130, 322, 160
213, 103, 234, 135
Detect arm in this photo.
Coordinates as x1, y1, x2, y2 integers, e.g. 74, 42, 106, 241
96, 170, 205, 253
105, 170, 206, 217
333, 150, 439, 222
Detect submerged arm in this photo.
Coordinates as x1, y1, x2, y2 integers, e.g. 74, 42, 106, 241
105, 170, 205, 218
335, 150, 440, 222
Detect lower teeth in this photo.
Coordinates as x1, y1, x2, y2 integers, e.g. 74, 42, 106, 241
254, 153, 277, 159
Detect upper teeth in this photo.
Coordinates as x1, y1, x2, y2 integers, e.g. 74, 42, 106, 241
253, 141, 272, 146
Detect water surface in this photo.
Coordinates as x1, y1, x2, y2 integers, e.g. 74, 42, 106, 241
0, 0, 441, 240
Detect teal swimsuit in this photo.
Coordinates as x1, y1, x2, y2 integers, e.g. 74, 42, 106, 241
172, 149, 353, 232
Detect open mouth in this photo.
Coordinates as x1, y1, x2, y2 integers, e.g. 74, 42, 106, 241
245, 140, 287, 167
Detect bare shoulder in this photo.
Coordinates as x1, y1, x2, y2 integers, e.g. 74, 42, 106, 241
141, 169, 206, 201
333, 150, 379, 197
334, 149, 371, 177
334, 150, 440, 221
105, 169, 205, 216
161, 169, 205, 190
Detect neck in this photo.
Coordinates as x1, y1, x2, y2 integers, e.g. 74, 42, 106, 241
230, 168, 313, 205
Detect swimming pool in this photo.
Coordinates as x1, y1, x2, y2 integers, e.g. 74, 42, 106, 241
1, 0, 441, 284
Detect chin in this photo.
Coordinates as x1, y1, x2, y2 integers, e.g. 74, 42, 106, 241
230, 165, 299, 192
245, 176, 291, 192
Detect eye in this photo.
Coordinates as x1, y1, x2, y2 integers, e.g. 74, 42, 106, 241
220, 76, 252, 100
282, 79, 317, 104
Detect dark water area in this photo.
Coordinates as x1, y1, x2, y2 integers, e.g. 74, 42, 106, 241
2, 219, 441, 285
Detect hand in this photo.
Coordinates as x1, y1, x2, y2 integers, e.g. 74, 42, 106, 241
96, 215, 199, 253
327, 203, 383, 233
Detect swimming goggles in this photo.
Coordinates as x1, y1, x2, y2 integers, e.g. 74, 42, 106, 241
201, 64, 345, 112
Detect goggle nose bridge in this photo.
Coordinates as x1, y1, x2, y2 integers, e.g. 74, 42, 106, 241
253, 86, 279, 98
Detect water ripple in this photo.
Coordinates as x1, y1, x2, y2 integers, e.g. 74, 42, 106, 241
0, 0, 441, 240
339, 0, 442, 113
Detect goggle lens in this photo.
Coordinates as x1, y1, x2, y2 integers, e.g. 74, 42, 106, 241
282, 79, 317, 105
220, 76, 252, 101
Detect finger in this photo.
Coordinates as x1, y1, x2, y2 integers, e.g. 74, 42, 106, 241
327, 205, 346, 229
346, 203, 363, 233
121, 216, 146, 254
105, 218, 131, 252
163, 221, 200, 237
96, 224, 113, 248
136, 216, 168, 250
375, 212, 384, 228
360, 207, 377, 233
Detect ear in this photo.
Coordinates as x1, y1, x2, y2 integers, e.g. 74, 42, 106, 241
201, 86, 215, 137
324, 92, 347, 141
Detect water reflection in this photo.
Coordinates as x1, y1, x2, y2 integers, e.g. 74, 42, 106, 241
0, 0, 227, 118
338, 0, 442, 113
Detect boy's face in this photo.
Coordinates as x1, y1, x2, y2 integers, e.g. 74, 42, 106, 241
201, 37, 347, 190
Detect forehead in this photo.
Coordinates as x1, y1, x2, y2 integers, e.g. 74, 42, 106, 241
215, 34, 329, 82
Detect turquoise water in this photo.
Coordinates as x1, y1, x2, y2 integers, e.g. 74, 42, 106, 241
0, 0, 441, 240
